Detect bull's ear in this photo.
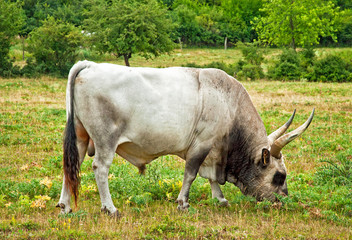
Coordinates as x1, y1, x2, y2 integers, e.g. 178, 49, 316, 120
261, 148, 270, 167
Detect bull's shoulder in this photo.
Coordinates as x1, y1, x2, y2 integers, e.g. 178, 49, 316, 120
197, 68, 244, 94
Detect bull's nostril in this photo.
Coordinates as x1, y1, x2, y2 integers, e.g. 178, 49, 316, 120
283, 188, 288, 196
272, 171, 287, 186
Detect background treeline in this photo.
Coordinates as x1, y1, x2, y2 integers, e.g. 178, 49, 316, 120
1, 0, 352, 81
14, 0, 352, 46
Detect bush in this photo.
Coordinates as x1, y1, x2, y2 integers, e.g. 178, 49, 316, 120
0, 0, 25, 77
268, 48, 352, 82
299, 48, 316, 68
0, 40, 14, 77
235, 42, 265, 80
26, 16, 83, 77
183, 61, 236, 76
308, 54, 352, 82
237, 63, 264, 80
269, 48, 302, 80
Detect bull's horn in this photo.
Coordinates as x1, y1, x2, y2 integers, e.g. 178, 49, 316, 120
270, 108, 315, 158
268, 109, 296, 146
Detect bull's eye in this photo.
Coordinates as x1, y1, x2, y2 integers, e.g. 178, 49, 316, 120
272, 171, 286, 186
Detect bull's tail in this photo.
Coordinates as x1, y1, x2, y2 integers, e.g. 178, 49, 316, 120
63, 61, 90, 206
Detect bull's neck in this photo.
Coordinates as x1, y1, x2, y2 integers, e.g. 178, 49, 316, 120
226, 88, 268, 183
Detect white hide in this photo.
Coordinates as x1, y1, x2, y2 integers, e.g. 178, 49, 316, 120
73, 61, 242, 177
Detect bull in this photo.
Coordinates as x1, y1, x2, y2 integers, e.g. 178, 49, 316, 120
57, 60, 314, 216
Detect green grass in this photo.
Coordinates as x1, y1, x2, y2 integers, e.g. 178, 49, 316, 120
0, 48, 351, 239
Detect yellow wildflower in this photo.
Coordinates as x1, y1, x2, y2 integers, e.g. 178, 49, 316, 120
40, 177, 52, 189
31, 195, 51, 209
20, 164, 29, 171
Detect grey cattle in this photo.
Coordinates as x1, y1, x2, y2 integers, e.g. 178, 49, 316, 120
57, 60, 314, 216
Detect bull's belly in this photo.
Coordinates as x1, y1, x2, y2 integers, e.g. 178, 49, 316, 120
116, 141, 218, 181
115, 141, 185, 168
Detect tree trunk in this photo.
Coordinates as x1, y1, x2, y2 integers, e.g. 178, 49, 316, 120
123, 54, 130, 67
224, 37, 228, 50
290, 16, 296, 51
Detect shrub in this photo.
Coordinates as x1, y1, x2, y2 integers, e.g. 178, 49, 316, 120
0, 0, 25, 77
183, 61, 237, 76
237, 63, 264, 80
308, 54, 352, 82
26, 16, 83, 77
299, 48, 316, 68
235, 42, 265, 80
269, 48, 302, 80
273, 61, 301, 80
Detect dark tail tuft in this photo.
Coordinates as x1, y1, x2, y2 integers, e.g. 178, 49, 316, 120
63, 112, 80, 207
63, 61, 87, 207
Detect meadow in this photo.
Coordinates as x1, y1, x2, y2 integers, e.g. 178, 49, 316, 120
0, 48, 351, 239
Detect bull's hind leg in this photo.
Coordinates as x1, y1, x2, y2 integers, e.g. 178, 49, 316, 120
92, 145, 119, 217
176, 143, 211, 210
209, 180, 229, 206
57, 121, 89, 214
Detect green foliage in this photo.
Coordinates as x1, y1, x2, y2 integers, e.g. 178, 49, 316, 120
220, 0, 263, 41
269, 49, 302, 80
308, 54, 352, 82
171, 0, 262, 46
254, 0, 340, 50
235, 42, 265, 80
84, 0, 175, 66
335, 9, 352, 45
26, 17, 83, 77
21, 0, 84, 36
182, 61, 236, 76
315, 150, 352, 186
0, 0, 25, 77
106, 156, 186, 204
267, 48, 352, 82
300, 48, 316, 68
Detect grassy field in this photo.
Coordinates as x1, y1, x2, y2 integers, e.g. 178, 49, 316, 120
1, 49, 351, 239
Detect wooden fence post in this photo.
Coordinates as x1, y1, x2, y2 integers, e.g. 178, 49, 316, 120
178, 37, 182, 51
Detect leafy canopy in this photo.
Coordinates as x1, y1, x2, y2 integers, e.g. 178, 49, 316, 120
84, 0, 175, 66
0, 0, 25, 75
254, 0, 340, 50
26, 16, 83, 76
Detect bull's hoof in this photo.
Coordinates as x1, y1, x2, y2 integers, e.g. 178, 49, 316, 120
56, 203, 72, 214
219, 199, 230, 207
101, 206, 121, 218
176, 199, 190, 211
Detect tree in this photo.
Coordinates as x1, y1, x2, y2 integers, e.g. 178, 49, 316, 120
335, 9, 352, 45
84, 0, 175, 66
26, 16, 83, 76
254, 0, 340, 50
220, 0, 263, 42
0, 0, 25, 76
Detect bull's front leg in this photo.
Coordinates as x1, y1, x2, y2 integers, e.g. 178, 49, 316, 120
176, 145, 211, 210
209, 180, 229, 206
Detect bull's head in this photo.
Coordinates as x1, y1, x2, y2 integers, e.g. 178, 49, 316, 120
233, 109, 315, 202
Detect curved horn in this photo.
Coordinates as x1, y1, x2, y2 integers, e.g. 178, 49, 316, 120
270, 108, 315, 158
268, 109, 296, 146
